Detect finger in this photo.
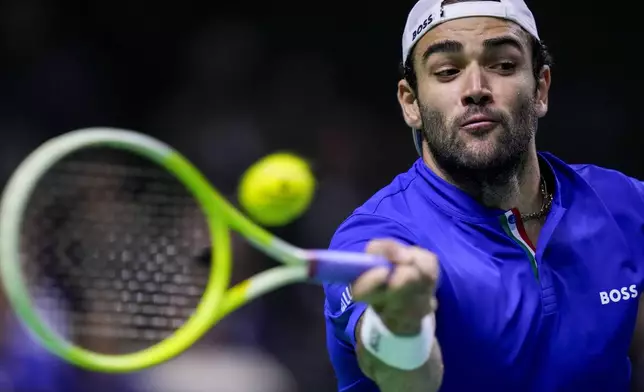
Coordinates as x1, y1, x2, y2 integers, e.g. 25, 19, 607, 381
351, 266, 391, 302
430, 297, 439, 313
407, 246, 440, 285
379, 265, 432, 323
365, 239, 415, 265
387, 264, 423, 292
385, 265, 432, 312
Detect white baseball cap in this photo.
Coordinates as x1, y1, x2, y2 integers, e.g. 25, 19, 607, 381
403, 0, 540, 155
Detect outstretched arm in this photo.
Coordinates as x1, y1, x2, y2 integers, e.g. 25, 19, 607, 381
352, 239, 444, 392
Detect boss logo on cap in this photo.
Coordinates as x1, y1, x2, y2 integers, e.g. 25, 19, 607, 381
412, 14, 434, 41
412, 0, 503, 42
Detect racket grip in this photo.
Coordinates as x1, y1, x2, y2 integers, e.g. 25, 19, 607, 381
307, 250, 393, 283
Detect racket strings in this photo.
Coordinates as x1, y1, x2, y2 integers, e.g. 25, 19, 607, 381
20, 149, 212, 353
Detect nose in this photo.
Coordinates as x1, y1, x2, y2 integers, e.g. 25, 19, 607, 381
460, 65, 493, 106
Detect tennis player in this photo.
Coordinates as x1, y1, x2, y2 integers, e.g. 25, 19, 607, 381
323, 0, 644, 391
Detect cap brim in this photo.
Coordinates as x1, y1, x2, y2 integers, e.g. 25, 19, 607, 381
412, 128, 423, 156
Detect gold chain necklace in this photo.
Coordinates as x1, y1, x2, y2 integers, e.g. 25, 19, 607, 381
520, 177, 553, 222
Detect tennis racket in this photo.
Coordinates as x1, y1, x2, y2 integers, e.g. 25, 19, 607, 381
0, 127, 390, 373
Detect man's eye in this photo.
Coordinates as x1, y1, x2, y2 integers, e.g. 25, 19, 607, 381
491, 61, 517, 72
435, 68, 460, 77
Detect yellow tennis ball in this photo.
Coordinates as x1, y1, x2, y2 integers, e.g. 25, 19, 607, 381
238, 152, 316, 227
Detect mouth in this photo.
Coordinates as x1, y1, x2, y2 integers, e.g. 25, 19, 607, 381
460, 115, 499, 133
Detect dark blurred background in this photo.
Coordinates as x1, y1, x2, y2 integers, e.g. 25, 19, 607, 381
0, 0, 640, 391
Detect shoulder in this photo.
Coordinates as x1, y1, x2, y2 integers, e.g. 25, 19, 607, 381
542, 152, 644, 209
331, 159, 426, 250
572, 163, 642, 193
543, 153, 644, 235
322, 164, 424, 392
326, 162, 422, 317
569, 162, 644, 207
325, 168, 421, 332
323, 161, 425, 341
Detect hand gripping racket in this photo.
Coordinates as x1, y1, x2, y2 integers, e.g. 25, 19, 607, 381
0, 127, 390, 373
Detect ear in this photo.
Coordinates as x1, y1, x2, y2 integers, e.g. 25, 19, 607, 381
397, 79, 423, 129
535, 65, 551, 118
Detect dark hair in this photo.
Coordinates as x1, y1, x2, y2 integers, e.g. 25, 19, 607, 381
400, 36, 553, 93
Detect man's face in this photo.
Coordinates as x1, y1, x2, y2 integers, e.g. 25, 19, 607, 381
402, 17, 549, 177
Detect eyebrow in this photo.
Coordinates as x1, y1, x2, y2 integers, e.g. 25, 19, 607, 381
421, 35, 525, 63
421, 40, 463, 62
482, 36, 523, 52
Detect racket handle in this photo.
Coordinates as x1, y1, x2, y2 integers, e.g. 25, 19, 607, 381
307, 250, 393, 283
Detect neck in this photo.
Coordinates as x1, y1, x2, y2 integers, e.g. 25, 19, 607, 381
422, 142, 542, 215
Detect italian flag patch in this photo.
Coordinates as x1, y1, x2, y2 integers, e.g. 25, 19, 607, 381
499, 209, 538, 280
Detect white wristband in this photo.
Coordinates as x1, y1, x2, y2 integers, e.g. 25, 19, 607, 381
359, 306, 435, 371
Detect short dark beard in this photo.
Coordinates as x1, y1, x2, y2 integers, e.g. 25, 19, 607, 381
419, 94, 538, 198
